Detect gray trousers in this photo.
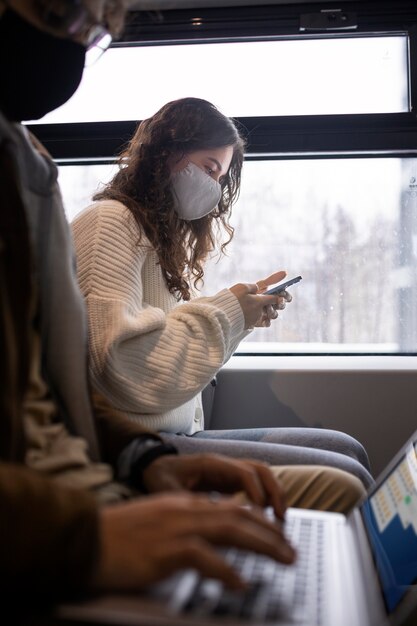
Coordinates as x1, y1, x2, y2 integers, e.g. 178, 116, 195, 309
161, 427, 373, 489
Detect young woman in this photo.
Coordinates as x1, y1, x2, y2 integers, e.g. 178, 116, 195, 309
72, 97, 373, 488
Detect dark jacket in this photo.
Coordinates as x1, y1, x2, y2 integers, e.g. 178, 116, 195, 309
0, 113, 160, 601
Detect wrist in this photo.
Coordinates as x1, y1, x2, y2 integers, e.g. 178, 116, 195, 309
118, 437, 178, 493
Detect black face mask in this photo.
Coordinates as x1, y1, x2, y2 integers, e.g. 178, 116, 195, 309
0, 8, 86, 122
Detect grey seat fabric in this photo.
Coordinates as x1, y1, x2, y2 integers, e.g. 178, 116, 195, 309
161, 427, 374, 489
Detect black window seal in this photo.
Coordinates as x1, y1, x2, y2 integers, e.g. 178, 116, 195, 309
28, 1, 417, 160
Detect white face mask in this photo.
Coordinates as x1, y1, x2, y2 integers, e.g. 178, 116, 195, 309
171, 162, 222, 221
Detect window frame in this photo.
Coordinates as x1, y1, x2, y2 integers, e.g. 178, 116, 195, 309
30, 1, 417, 158
29, 1, 417, 356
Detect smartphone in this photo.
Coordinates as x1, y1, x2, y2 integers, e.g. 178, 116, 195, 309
264, 275, 303, 295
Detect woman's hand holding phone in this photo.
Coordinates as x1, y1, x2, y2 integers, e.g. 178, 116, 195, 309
254, 270, 288, 294
229, 270, 294, 329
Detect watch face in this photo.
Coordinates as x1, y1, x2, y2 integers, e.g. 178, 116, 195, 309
144, 439, 159, 449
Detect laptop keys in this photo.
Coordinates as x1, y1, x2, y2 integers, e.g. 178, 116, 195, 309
181, 515, 326, 624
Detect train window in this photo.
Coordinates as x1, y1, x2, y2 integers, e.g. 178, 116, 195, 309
39, 1, 417, 356
61, 154, 417, 354
32, 34, 408, 124
60, 164, 116, 222
205, 157, 417, 355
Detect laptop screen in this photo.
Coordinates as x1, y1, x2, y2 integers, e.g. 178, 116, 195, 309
361, 443, 417, 613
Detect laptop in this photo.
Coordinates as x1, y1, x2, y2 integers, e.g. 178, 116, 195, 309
51, 435, 417, 626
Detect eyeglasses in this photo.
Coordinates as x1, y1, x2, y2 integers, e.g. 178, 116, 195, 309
84, 28, 112, 65
34, 0, 113, 61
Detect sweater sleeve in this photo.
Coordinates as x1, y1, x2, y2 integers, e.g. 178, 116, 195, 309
0, 462, 99, 602
72, 202, 246, 416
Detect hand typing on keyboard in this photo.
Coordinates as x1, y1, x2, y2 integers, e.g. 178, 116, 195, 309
183, 516, 323, 624
142, 454, 288, 520
95, 493, 296, 592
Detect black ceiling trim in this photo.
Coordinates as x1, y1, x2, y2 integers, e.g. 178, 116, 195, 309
119, 1, 417, 44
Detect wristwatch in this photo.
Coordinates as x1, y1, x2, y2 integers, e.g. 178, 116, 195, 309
118, 436, 178, 492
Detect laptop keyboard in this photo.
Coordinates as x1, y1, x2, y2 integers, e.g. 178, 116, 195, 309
182, 515, 326, 624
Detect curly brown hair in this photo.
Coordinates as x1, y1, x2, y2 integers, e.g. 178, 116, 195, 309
93, 97, 246, 301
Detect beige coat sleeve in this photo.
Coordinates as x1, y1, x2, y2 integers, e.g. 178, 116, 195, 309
0, 462, 99, 600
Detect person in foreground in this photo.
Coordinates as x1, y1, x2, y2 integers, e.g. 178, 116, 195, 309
0, 0, 368, 611
72, 96, 373, 488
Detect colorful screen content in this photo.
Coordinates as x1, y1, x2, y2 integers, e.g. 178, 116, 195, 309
361, 445, 417, 612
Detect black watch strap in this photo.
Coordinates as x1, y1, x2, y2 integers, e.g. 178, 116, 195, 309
118, 437, 178, 492
129, 442, 178, 492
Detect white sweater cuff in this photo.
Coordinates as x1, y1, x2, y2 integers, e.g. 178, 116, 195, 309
207, 288, 246, 344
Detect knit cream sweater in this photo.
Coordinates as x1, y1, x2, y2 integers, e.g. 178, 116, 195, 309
71, 200, 246, 434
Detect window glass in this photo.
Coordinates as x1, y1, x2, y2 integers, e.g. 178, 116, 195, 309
59, 156, 417, 354
59, 164, 117, 222
33, 35, 408, 124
